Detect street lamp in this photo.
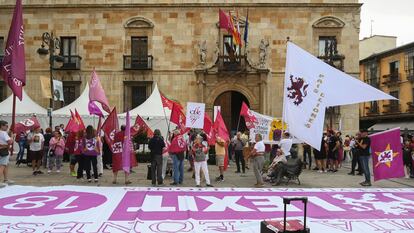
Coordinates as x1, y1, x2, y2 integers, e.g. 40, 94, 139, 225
37, 32, 64, 128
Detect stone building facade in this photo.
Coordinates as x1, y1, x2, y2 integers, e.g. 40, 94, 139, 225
0, 0, 361, 134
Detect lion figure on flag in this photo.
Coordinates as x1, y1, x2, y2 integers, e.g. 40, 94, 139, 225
287, 75, 309, 106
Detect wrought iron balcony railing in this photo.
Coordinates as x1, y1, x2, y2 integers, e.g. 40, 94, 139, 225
382, 72, 401, 86
53, 55, 82, 70
407, 69, 414, 82
123, 55, 153, 70
382, 103, 401, 114
218, 55, 247, 71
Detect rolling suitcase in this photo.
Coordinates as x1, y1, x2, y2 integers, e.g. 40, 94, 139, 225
260, 197, 310, 233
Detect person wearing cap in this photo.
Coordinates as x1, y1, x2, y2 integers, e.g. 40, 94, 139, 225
251, 134, 265, 187
358, 129, 372, 186
28, 127, 45, 175
279, 132, 293, 159
192, 134, 213, 187
0, 120, 14, 187
148, 129, 166, 186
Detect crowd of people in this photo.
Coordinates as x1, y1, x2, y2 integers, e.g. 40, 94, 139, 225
1, 118, 414, 188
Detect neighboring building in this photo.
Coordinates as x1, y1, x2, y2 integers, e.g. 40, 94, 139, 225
0, 0, 361, 135
360, 42, 414, 133
360, 35, 397, 60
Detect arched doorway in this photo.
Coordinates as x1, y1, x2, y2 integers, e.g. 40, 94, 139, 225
214, 91, 250, 135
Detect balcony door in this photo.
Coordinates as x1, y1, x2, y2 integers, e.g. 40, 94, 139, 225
131, 37, 148, 69
60, 37, 77, 69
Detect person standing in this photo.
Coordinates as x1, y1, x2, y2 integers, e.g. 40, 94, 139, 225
403, 140, 412, 178
28, 127, 45, 175
314, 137, 328, 173
161, 139, 170, 180
279, 132, 293, 159
251, 134, 265, 187
111, 125, 137, 185
215, 136, 226, 182
81, 125, 101, 183
302, 143, 312, 170
358, 129, 371, 186
343, 135, 351, 162
15, 130, 27, 166
169, 130, 187, 185
0, 120, 14, 187
241, 131, 251, 170
327, 130, 339, 172
348, 133, 363, 176
148, 129, 165, 186
47, 131, 65, 173
42, 128, 53, 169
192, 135, 213, 187
232, 132, 246, 174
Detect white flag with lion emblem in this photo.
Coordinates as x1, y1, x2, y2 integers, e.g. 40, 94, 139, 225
283, 42, 396, 150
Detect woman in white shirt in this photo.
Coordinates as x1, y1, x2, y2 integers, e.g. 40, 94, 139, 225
250, 134, 265, 187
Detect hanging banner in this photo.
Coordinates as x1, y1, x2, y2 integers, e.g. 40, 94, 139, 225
185, 102, 205, 129
53, 79, 64, 101
40, 76, 52, 99
1, 186, 414, 233
248, 110, 286, 144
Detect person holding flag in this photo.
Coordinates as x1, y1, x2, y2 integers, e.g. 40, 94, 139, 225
169, 129, 187, 185
148, 129, 166, 186
80, 125, 101, 183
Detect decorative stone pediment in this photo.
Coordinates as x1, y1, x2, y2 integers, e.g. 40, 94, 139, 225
124, 17, 154, 29
312, 16, 345, 29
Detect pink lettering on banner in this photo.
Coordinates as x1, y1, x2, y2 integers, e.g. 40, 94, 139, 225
109, 191, 414, 221
0, 191, 107, 216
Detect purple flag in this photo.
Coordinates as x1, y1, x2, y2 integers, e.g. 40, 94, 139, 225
122, 111, 131, 173
88, 100, 104, 117
1, 0, 26, 100
370, 128, 405, 182
89, 70, 111, 113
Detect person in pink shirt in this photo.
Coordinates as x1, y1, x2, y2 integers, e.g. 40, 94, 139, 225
47, 131, 65, 173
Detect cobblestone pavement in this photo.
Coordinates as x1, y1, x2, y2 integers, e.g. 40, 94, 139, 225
5, 156, 414, 188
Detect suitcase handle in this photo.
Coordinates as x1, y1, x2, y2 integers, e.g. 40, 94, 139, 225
283, 197, 308, 232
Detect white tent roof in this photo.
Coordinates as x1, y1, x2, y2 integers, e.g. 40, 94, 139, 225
0, 89, 47, 115
53, 83, 105, 116
119, 83, 170, 118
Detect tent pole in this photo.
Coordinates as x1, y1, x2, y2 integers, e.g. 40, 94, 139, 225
10, 94, 16, 155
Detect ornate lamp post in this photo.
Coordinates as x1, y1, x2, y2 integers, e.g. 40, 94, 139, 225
37, 32, 64, 128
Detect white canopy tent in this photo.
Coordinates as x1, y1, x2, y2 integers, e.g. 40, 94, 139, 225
0, 89, 49, 128
52, 83, 105, 128
118, 83, 171, 136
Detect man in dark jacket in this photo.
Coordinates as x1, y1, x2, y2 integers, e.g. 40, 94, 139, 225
148, 129, 165, 186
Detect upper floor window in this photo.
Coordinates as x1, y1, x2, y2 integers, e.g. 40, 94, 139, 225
405, 50, 414, 72
389, 60, 399, 74
62, 82, 80, 106
318, 36, 336, 57
390, 91, 399, 106
365, 62, 378, 86
223, 35, 240, 60
123, 36, 152, 70
60, 37, 77, 56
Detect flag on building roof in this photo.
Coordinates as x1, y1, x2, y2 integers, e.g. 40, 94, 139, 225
229, 11, 242, 47
1, 0, 26, 100
370, 128, 405, 181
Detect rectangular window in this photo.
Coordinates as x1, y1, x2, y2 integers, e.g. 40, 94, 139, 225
389, 61, 399, 74
131, 86, 147, 109
62, 83, 80, 106
223, 35, 240, 62
0, 37, 4, 56
370, 101, 378, 113
389, 91, 399, 107
131, 37, 148, 68
60, 37, 77, 56
318, 36, 336, 57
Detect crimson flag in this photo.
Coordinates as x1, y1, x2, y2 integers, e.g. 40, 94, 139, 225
131, 115, 154, 138
14, 116, 40, 135
74, 109, 86, 131
101, 107, 119, 146
160, 93, 174, 110
1, 0, 26, 100
64, 110, 76, 133
170, 102, 187, 133
240, 101, 257, 129
213, 110, 230, 170
219, 9, 232, 32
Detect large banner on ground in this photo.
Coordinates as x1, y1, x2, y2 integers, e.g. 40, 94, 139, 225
248, 110, 286, 144
1, 186, 414, 233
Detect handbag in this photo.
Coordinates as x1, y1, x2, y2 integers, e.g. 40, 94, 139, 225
48, 148, 55, 157
0, 148, 9, 157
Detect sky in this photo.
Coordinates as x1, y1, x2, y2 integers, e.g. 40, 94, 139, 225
359, 0, 414, 46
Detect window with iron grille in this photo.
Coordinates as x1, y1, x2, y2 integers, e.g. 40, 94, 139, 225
63, 84, 78, 106
389, 91, 399, 106
318, 36, 336, 57
389, 61, 399, 74
364, 61, 379, 86
223, 35, 240, 62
